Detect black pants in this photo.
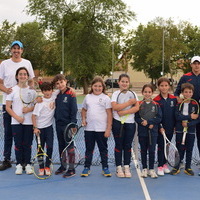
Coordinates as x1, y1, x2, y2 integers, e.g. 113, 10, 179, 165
84, 131, 108, 169
112, 119, 136, 166
37, 125, 54, 167
139, 135, 157, 170
3, 105, 12, 161
176, 132, 195, 169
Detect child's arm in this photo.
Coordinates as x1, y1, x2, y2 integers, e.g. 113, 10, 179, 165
81, 108, 87, 126
117, 101, 139, 116
111, 99, 137, 111
6, 100, 24, 124
32, 114, 40, 136
104, 108, 112, 138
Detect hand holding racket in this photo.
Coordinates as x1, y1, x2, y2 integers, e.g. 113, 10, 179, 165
32, 134, 53, 179
116, 89, 136, 137
179, 98, 199, 145
161, 125, 180, 168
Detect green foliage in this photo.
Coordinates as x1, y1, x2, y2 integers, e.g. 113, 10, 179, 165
15, 22, 45, 69
0, 20, 16, 58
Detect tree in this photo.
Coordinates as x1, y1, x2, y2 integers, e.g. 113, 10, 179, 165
0, 20, 16, 59
14, 22, 45, 70
27, 0, 135, 93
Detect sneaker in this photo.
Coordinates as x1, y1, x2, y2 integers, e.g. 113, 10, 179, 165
157, 166, 164, 176
0, 160, 12, 171
38, 168, 45, 176
45, 167, 51, 176
163, 164, 170, 174
170, 168, 180, 175
15, 164, 23, 175
25, 164, 33, 175
141, 168, 148, 178
184, 168, 194, 176
148, 169, 158, 178
55, 166, 66, 175
116, 166, 125, 178
102, 167, 112, 177
81, 167, 90, 177
124, 165, 132, 178
63, 169, 76, 178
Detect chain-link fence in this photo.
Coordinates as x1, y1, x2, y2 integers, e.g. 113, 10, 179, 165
0, 105, 200, 166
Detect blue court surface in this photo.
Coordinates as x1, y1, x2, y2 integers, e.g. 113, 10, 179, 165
0, 163, 200, 200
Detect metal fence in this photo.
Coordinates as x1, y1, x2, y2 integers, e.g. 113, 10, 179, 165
0, 105, 200, 166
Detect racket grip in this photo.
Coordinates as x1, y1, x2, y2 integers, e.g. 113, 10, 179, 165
181, 131, 186, 145
119, 124, 123, 137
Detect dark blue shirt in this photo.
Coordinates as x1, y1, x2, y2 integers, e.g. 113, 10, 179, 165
154, 94, 177, 135
54, 88, 77, 126
175, 100, 200, 134
135, 101, 162, 137
174, 72, 200, 102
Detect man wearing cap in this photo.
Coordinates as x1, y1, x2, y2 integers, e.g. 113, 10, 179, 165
0, 41, 35, 170
174, 56, 200, 162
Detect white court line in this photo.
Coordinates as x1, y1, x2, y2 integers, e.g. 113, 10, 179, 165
132, 149, 151, 200
132, 130, 151, 200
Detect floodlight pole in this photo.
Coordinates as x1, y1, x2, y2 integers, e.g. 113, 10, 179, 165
62, 28, 65, 74
162, 28, 165, 76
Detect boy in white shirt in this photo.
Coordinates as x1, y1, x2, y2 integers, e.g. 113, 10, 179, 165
32, 82, 58, 176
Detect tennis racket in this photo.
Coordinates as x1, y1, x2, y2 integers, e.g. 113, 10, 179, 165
161, 125, 180, 168
139, 99, 158, 145
19, 86, 37, 108
32, 135, 53, 179
179, 98, 200, 145
61, 123, 84, 170
116, 89, 136, 137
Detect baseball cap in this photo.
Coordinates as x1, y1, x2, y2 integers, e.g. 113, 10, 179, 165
11, 41, 23, 48
191, 56, 200, 63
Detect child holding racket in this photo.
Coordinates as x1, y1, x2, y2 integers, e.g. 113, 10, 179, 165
6, 67, 37, 175
111, 74, 139, 178
52, 74, 78, 178
32, 82, 59, 176
135, 84, 162, 178
171, 83, 200, 176
81, 76, 112, 177
153, 77, 177, 176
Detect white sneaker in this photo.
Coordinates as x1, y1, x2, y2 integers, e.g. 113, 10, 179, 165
25, 164, 33, 175
124, 165, 132, 178
15, 164, 23, 175
116, 166, 125, 178
141, 168, 148, 178
148, 169, 158, 178
163, 164, 170, 174
157, 166, 164, 176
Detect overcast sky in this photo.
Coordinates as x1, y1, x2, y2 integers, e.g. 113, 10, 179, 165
1, 0, 200, 28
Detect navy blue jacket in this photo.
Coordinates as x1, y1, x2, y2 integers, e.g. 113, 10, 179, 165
175, 100, 200, 134
174, 72, 200, 102
54, 88, 77, 126
154, 94, 177, 135
135, 101, 162, 137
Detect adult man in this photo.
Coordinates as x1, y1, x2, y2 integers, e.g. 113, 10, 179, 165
174, 56, 200, 159
0, 41, 35, 170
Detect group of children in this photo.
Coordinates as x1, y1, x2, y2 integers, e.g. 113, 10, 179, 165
5, 67, 200, 179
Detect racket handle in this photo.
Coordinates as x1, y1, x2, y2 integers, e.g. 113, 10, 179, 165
37, 135, 41, 145
119, 124, 123, 137
149, 130, 152, 145
181, 130, 187, 145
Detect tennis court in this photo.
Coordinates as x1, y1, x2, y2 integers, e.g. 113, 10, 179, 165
1, 94, 200, 200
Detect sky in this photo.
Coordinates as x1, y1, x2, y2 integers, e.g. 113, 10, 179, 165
1, 0, 200, 29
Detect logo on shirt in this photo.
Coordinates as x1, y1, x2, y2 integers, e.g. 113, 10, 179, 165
63, 97, 68, 103
152, 106, 156, 113
192, 106, 196, 113
170, 101, 174, 107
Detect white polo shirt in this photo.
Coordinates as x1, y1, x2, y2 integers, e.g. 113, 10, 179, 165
82, 93, 111, 132
0, 58, 35, 105
111, 90, 138, 123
